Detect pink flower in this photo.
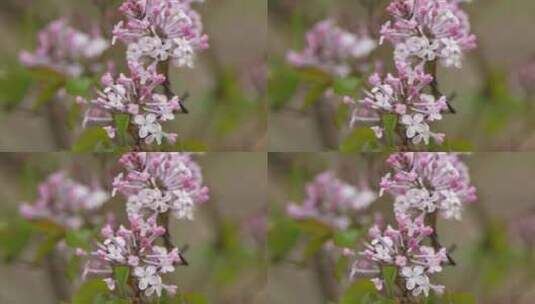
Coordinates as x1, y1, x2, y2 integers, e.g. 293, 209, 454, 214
77, 62, 182, 144
380, 153, 477, 220
19, 172, 109, 229
113, 153, 209, 220
380, 0, 476, 68
346, 63, 448, 145
19, 19, 108, 77
287, 172, 377, 230
287, 19, 376, 77
113, 0, 209, 68
82, 215, 182, 298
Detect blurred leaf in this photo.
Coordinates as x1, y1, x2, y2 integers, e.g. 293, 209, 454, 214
335, 255, 349, 282
339, 280, 378, 304
31, 219, 65, 235
72, 127, 112, 152
302, 234, 331, 260
0, 66, 32, 110
171, 139, 209, 152
114, 266, 130, 296
301, 82, 330, 110
333, 77, 361, 96
335, 103, 350, 129
66, 77, 93, 97
0, 219, 33, 262
382, 114, 397, 148
65, 229, 93, 250
268, 215, 300, 261
269, 64, 299, 110
333, 229, 361, 248
32, 79, 64, 110
173, 292, 208, 304
114, 114, 130, 145
72, 279, 110, 304
28, 67, 65, 82
33, 233, 63, 264
68, 102, 82, 129
296, 219, 333, 237
382, 266, 397, 297
340, 128, 380, 153
67, 255, 82, 282
297, 68, 331, 84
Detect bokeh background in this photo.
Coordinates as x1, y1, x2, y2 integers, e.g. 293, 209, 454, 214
0, 152, 267, 303
0, 0, 267, 151
269, 0, 535, 151
268, 153, 535, 303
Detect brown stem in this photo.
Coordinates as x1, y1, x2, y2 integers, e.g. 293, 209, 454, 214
160, 60, 189, 114
427, 212, 456, 266
46, 99, 70, 149
428, 60, 456, 114
158, 212, 189, 266
314, 97, 338, 150
313, 248, 339, 302
44, 251, 71, 302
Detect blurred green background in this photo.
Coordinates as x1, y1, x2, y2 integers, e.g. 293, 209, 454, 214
268, 0, 535, 151
0, 153, 267, 303
0, 0, 267, 151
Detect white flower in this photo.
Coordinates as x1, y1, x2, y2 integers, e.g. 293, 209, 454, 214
401, 114, 431, 144
172, 190, 195, 220
134, 113, 159, 139
401, 265, 427, 292
439, 190, 463, 220
370, 126, 384, 139
134, 266, 158, 291
145, 275, 164, 297
103, 278, 116, 291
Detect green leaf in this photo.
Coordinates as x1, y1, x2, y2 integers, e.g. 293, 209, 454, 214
31, 219, 65, 235
333, 77, 361, 96
301, 82, 330, 110
0, 219, 33, 262
302, 234, 331, 261
65, 229, 93, 250
0, 66, 33, 110
382, 266, 397, 297
295, 219, 333, 237
114, 266, 130, 296
67, 255, 82, 281
68, 102, 82, 129
333, 229, 361, 248
173, 292, 208, 304
33, 233, 64, 264
340, 128, 380, 153
339, 280, 378, 304
335, 255, 349, 282
114, 114, 130, 145
66, 77, 93, 97
72, 127, 112, 152
269, 64, 299, 110
32, 79, 65, 110
72, 279, 110, 304
172, 139, 209, 152
268, 216, 300, 261
297, 68, 332, 84
382, 114, 398, 147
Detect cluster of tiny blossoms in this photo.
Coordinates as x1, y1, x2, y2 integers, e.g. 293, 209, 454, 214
380, 152, 477, 220
113, 0, 209, 68
81, 153, 208, 299
344, 63, 448, 145
346, 0, 476, 146
287, 171, 377, 230
77, 62, 181, 144
19, 172, 109, 229
19, 19, 109, 77
349, 153, 476, 298
287, 19, 377, 77
380, 0, 476, 69
82, 214, 183, 297
112, 152, 209, 221
80, 0, 208, 145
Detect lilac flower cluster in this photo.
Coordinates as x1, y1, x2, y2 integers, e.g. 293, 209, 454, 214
287, 19, 377, 77
112, 152, 209, 221
380, 153, 477, 220
380, 0, 476, 68
80, 0, 208, 145
81, 152, 208, 299
113, 0, 209, 68
81, 215, 183, 297
19, 19, 109, 77
287, 171, 377, 230
77, 62, 181, 144
346, 0, 476, 147
344, 63, 448, 145
349, 214, 447, 297
348, 153, 476, 298
19, 172, 109, 229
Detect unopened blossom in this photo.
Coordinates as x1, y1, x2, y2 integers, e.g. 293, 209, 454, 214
345, 63, 448, 145
19, 19, 109, 77
287, 172, 377, 230
349, 214, 447, 297
81, 215, 183, 298
380, 0, 476, 68
113, 0, 209, 68
19, 172, 109, 229
380, 153, 477, 220
77, 62, 181, 144
113, 153, 209, 221
287, 19, 377, 77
